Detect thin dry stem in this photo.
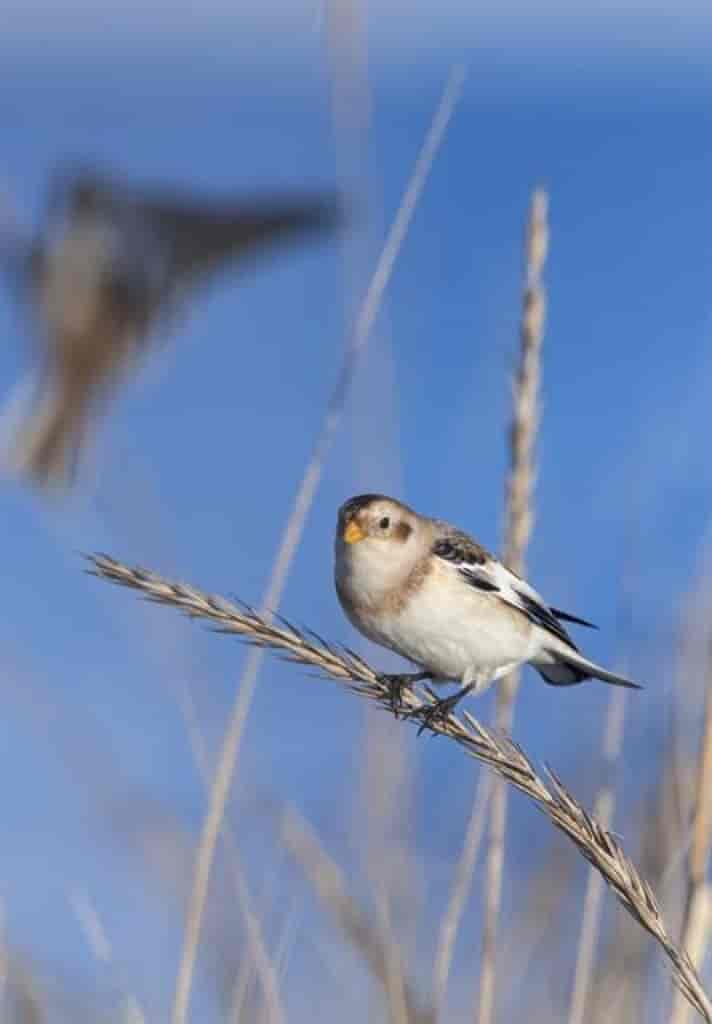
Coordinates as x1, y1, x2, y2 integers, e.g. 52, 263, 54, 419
69, 885, 148, 1022
228, 956, 254, 1024
70, 887, 112, 963
433, 773, 492, 1015
567, 688, 628, 1024
168, 66, 465, 1024
569, 532, 637, 1022
478, 187, 548, 1024
588, 766, 676, 1023
88, 552, 712, 1024
671, 644, 712, 1024
277, 804, 434, 1024
178, 679, 286, 1024
327, 2, 411, 1015
4, 957, 45, 1024
229, 866, 284, 1024
362, 712, 413, 1024
0, 903, 7, 1016
688, 666, 712, 887
501, 187, 548, 577
496, 836, 573, 998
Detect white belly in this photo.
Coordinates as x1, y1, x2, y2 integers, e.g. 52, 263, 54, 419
359, 574, 535, 683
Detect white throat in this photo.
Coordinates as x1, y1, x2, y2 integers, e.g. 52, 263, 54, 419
335, 535, 419, 609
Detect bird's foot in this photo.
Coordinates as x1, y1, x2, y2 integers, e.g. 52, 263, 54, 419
408, 683, 475, 736
379, 671, 431, 717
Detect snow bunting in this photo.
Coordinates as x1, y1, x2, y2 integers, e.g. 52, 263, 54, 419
334, 494, 640, 722
4, 167, 341, 487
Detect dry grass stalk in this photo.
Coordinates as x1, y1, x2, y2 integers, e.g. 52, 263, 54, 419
568, 533, 638, 1022
69, 886, 148, 1023
226, 867, 285, 1024
502, 187, 548, 577
586, 775, 666, 1021
3, 957, 45, 1024
478, 187, 548, 1024
0, 902, 7, 1015
324, 15, 414, 1015
88, 553, 712, 1023
361, 712, 413, 1024
177, 680, 286, 1024
227, 952, 254, 1024
588, 759, 682, 1023
496, 835, 574, 1000
168, 66, 465, 1024
70, 887, 113, 964
277, 804, 433, 1024
567, 688, 627, 1024
432, 773, 492, 1015
671, 643, 712, 1024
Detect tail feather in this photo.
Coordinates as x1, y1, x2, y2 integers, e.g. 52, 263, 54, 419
9, 385, 87, 488
535, 648, 641, 690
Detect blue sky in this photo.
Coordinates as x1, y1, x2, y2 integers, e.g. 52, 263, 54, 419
1, 3, 712, 1019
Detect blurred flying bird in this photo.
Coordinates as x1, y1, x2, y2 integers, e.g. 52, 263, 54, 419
2, 167, 342, 487
335, 494, 641, 725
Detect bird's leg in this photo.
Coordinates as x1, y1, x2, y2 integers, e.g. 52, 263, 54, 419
378, 670, 431, 717
409, 669, 489, 736
410, 684, 475, 735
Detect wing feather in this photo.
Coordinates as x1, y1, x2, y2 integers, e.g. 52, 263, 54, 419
431, 529, 584, 651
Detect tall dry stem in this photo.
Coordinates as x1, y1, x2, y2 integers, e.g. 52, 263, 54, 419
361, 713, 413, 1024
327, 3, 414, 1001
88, 552, 712, 1024
168, 67, 465, 1024
567, 688, 628, 1024
671, 638, 712, 1024
277, 804, 433, 1024
432, 774, 491, 1015
568, 551, 636, 1024
177, 679, 286, 1024
478, 187, 548, 1024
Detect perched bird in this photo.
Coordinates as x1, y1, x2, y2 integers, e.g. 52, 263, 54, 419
334, 494, 640, 725
3, 167, 342, 487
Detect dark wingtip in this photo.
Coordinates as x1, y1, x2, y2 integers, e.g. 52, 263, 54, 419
255, 192, 349, 238
293, 193, 354, 240
550, 607, 599, 630
314, 193, 349, 226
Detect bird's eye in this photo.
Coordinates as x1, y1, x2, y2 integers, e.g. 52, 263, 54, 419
379, 516, 390, 530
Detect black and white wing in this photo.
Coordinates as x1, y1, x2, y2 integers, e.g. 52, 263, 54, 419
431, 529, 596, 652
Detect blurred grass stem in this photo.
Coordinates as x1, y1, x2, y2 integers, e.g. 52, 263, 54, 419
477, 187, 548, 1024
89, 552, 712, 1024
168, 67, 465, 1024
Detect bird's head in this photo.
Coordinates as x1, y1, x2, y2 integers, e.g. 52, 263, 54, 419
335, 494, 424, 596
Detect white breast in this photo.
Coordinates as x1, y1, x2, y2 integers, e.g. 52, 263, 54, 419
373, 562, 536, 682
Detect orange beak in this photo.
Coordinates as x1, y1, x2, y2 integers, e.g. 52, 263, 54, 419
343, 520, 365, 544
